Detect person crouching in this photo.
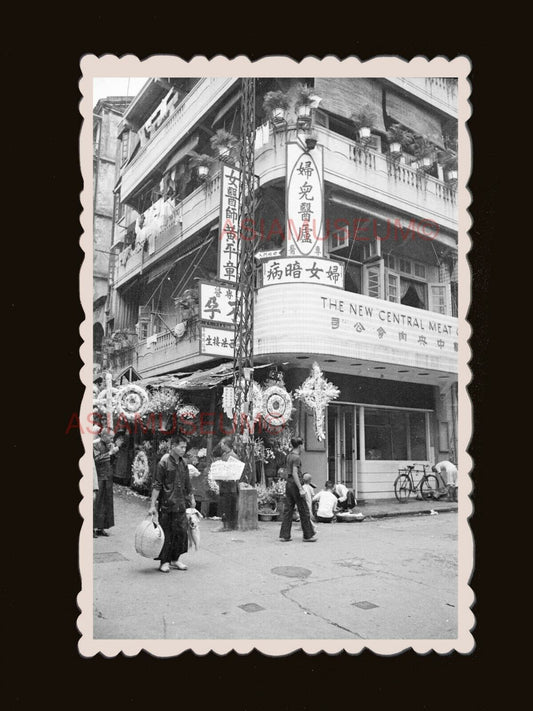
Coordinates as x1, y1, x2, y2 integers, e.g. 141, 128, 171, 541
312, 481, 339, 523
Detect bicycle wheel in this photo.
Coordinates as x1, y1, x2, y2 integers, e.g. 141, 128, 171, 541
420, 474, 440, 501
394, 474, 411, 502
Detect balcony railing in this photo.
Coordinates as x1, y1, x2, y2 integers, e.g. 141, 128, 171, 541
114, 171, 222, 287
134, 322, 211, 378
121, 78, 239, 201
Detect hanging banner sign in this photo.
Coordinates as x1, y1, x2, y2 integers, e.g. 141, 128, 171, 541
199, 282, 237, 325
200, 324, 235, 357
263, 256, 344, 289
218, 165, 241, 283
286, 143, 324, 258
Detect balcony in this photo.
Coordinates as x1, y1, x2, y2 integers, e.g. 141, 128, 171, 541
114, 172, 222, 287
385, 78, 458, 117
134, 325, 214, 378
254, 283, 458, 379
121, 78, 239, 201
256, 125, 457, 234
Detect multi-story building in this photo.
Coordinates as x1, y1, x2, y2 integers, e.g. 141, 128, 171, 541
93, 96, 132, 375
106, 76, 458, 501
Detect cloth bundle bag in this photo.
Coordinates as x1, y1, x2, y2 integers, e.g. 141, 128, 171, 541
134, 516, 165, 558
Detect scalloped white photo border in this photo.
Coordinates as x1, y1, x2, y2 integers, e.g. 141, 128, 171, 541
79, 54, 473, 657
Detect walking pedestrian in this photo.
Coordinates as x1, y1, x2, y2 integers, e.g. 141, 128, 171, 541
279, 437, 317, 542
93, 430, 116, 537
148, 434, 195, 573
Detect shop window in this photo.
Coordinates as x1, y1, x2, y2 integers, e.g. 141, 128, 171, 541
364, 407, 428, 461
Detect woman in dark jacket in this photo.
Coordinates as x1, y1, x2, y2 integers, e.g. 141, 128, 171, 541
93, 431, 117, 537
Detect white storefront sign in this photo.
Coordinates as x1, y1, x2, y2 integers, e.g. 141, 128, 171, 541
286, 143, 324, 258
262, 257, 344, 289
200, 325, 235, 357
218, 165, 241, 283
254, 284, 458, 373
199, 282, 237, 325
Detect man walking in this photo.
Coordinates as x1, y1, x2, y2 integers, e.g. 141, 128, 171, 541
149, 434, 195, 573
279, 436, 317, 543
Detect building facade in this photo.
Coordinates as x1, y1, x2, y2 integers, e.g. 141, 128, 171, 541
104, 77, 458, 500
93, 96, 132, 375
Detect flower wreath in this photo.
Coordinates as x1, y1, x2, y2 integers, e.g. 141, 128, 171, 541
94, 387, 120, 413
176, 404, 200, 421
262, 385, 293, 428
116, 384, 150, 421
294, 362, 339, 441
131, 450, 150, 490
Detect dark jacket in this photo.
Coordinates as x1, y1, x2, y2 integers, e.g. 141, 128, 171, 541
153, 452, 193, 512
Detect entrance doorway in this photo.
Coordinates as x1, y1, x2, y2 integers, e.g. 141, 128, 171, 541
327, 405, 357, 492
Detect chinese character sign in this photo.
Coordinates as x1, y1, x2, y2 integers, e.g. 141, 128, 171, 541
199, 283, 237, 325
218, 165, 241, 283
286, 143, 324, 258
263, 257, 344, 289
200, 325, 236, 357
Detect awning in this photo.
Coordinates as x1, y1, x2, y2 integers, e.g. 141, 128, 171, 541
314, 78, 386, 132
385, 88, 444, 148
164, 135, 199, 173
139, 362, 274, 391
213, 92, 242, 125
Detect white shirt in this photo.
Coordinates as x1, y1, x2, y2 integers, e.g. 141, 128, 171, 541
312, 490, 338, 518
302, 483, 314, 513
434, 461, 458, 485
334, 483, 348, 502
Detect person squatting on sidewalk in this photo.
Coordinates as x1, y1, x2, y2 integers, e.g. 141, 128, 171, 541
149, 434, 195, 573
432, 460, 458, 501
313, 481, 340, 523
333, 482, 357, 511
279, 437, 317, 542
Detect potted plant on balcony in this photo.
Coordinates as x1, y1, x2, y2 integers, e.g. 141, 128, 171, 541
188, 151, 215, 180
351, 104, 377, 140
294, 83, 318, 126
263, 90, 290, 126
209, 128, 239, 160
412, 135, 435, 169
386, 123, 413, 156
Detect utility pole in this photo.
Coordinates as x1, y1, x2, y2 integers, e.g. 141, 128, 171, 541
233, 77, 257, 485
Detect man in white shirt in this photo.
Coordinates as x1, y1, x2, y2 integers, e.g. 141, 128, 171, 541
432, 460, 458, 501
312, 481, 339, 523
333, 482, 357, 511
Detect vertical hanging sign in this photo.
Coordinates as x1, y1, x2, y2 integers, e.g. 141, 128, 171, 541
218, 164, 241, 283
285, 143, 324, 258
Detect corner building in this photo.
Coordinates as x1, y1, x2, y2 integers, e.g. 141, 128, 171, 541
108, 77, 458, 501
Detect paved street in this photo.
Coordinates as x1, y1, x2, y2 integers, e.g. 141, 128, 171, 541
93, 486, 458, 640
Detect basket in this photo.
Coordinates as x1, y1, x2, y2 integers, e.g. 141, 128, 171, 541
336, 512, 365, 523
134, 516, 165, 558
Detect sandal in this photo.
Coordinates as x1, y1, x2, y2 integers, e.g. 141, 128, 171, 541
170, 561, 188, 570
158, 563, 170, 573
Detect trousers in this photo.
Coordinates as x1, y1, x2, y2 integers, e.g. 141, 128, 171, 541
279, 480, 315, 540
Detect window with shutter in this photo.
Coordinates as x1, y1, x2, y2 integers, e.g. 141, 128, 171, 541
386, 271, 400, 303
428, 284, 450, 315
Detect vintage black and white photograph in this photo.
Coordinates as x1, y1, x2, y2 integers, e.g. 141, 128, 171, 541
78, 55, 473, 656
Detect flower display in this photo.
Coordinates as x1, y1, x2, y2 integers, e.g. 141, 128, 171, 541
94, 386, 120, 413
262, 385, 293, 428
157, 440, 170, 456
176, 404, 200, 420
294, 362, 340, 441
131, 451, 150, 490
256, 484, 276, 510
147, 387, 180, 414
269, 479, 286, 498
116, 384, 150, 421
207, 474, 220, 496
197, 448, 207, 459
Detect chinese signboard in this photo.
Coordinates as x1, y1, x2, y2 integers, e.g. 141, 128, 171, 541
255, 248, 283, 261
200, 325, 235, 357
286, 143, 324, 258
218, 165, 241, 283
262, 257, 344, 289
254, 284, 458, 374
199, 282, 237, 325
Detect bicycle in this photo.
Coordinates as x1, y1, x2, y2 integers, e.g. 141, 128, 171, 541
393, 464, 444, 503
